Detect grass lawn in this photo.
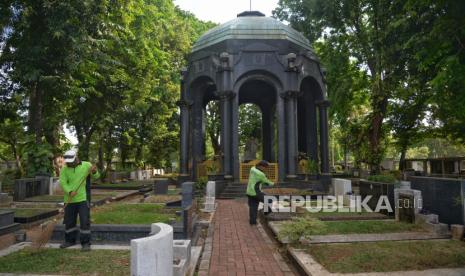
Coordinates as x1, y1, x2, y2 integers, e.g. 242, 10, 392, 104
91, 203, 180, 224
303, 209, 387, 219
24, 194, 112, 202
307, 240, 465, 273
318, 220, 423, 235
167, 188, 180, 195
0, 248, 129, 276
279, 218, 424, 242
144, 194, 181, 203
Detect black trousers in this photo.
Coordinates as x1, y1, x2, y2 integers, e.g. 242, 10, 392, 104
63, 201, 91, 245
248, 191, 266, 225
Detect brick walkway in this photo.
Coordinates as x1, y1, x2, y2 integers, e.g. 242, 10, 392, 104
208, 199, 294, 276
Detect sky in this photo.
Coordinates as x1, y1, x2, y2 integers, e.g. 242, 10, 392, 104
173, 0, 280, 23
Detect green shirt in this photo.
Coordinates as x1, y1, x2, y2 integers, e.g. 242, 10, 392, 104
59, 161, 100, 203
246, 166, 274, 196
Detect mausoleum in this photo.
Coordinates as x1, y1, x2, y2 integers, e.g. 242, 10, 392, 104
178, 11, 329, 182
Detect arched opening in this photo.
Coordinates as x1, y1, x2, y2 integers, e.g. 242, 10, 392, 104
188, 76, 217, 179
238, 78, 277, 163
297, 76, 326, 174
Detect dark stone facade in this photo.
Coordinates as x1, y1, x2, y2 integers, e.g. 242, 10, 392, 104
410, 176, 465, 225
179, 12, 330, 181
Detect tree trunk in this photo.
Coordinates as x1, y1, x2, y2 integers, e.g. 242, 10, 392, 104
29, 83, 43, 143
12, 143, 23, 176
98, 139, 104, 172
368, 85, 389, 174
399, 145, 408, 171
209, 130, 221, 156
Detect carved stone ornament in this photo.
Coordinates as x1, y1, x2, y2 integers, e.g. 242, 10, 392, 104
215, 90, 235, 100
280, 90, 302, 99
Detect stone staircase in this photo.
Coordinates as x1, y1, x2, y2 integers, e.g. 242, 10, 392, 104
218, 182, 247, 199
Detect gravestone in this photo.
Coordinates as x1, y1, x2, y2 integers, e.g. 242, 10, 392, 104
206, 181, 215, 198
173, 240, 191, 276
0, 210, 20, 236
14, 177, 49, 201
131, 223, 173, 276
332, 178, 352, 205
243, 138, 258, 162
451, 224, 464, 240
203, 181, 216, 212
394, 184, 422, 222
154, 179, 169, 195
0, 193, 12, 206
181, 182, 194, 209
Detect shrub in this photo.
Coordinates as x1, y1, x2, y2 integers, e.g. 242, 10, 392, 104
367, 174, 397, 183
0, 169, 19, 193
278, 217, 327, 243
196, 176, 208, 191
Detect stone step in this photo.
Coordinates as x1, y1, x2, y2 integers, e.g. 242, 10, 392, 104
222, 187, 247, 192
218, 192, 246, 199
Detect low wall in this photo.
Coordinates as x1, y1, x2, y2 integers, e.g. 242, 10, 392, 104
131, 223, 173, 276
51, 205, 194, 242
14, 177, 49, 201
359, 180, 395, 215
409, 176, 465, 225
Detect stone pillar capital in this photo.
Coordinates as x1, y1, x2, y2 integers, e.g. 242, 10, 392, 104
176, 99, 193, 108
216, 90, 235, 101
180, 67, 188, 82
316, 100, 330, 108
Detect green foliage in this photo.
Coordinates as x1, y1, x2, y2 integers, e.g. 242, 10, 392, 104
196, 176, 208, 190
239, 104, 262, 152
206, 163, 219, 174
0, 0, 215, 172
274, 0, 465, 170
22, 140, 54, 177
0, 169, 20, 193
367, 174, 397, 184
278, 217, 327, 243
305, 158, 319, 174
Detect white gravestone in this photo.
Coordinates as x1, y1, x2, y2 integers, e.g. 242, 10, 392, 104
131, 223, 173, 276
332, 178, 352, 205
204, 181, 216, 212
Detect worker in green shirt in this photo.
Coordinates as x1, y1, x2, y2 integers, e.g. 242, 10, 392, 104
59, 150, 100, 251
246, 160, 274, 225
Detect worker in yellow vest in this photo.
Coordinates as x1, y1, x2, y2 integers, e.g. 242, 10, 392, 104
59, 150, 100, 251
246, 160, 274, 225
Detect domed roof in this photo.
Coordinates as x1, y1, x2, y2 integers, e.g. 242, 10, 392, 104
192, 11, 312, 52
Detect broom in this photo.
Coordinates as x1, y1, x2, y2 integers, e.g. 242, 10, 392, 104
30, 168, 92, 250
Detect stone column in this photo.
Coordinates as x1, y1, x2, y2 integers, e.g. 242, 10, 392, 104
217, 52, 235, 180
262, 107, 275, 162
280, 91, 300, 179
276, 92, 286, 181
317, 100, 330, 174
308, 101, 319, 163
231, 95, 240, 180
218, 91, 233, 177
191, 100, 204, 180
177, 100, 192, 175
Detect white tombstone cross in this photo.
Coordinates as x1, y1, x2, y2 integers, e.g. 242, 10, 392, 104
204, 181, 216, 212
